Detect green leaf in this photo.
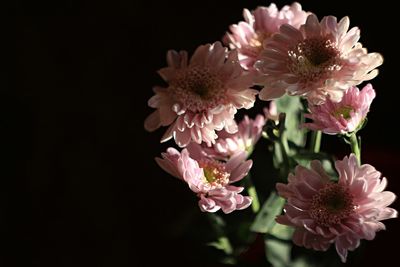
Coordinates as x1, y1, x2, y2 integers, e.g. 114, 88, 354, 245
220, 257, 236, 265
206, 213, 234, 256
251, 192, 285, 234
207, 236, 233, 255
275, 95, 306, 147
322, 158, 337, 178
265, 238, 291, 267
292, 257, 315, 267
269, 223, 294, 240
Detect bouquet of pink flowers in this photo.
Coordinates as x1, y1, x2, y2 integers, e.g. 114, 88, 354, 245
144, 2, 397, 266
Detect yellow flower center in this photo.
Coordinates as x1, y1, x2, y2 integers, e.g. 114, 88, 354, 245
199, 159, 230, 187
333, 106, 353, 119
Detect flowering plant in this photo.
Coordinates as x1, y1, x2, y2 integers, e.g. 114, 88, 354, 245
145, 2, 397, 266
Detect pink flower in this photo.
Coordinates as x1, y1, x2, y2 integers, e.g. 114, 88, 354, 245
144, 42, 258, 148
213, 114, 266, 157
224, 2, 309, 70
304, 84, 375, 134
256, 14, 383, 105
188, 112, 266, 160
276, 154, 397, 262
156, 148, 253, 213
187, 103, 277, 160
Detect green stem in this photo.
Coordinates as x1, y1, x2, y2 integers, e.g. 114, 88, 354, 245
245, 174, 260, 213
279, 131, 290, 178
310, 130, 322, 153
349, 133, 361, 164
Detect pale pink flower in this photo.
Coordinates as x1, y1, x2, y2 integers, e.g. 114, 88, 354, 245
304, 84, 375, 134
276, 154, 397, 262
224, 2, 309, 70
187, 102, 277, 159
156, 148, 253, 213
256, 14, 383, 104
144, 42, 258, 147
188, 113, 266, 160
213, 114, 265, 157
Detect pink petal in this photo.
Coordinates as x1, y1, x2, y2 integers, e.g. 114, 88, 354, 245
258, 85, 286, 100
229, 159, 253, 183
144, 111, 161, 132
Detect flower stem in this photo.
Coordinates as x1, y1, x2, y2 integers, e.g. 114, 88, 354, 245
274, 113, 291, 179
279, 130, 291, 178
310, 130, 322, 153
349, 133, 361, 164
245, 174, 260, 213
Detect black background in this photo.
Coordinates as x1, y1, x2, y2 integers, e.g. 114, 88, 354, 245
12, 0, 400, 266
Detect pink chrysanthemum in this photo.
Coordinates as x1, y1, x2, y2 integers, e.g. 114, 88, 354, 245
187, 103, 277, 160
214, 114, 266, 157
256, 14, 383, 104
304, 84, 375, 134
144, 42, 258, 147
276, 154, 397, 262
188, 113, 266, 160
156, 148, 253, 213
224, 2, 309, 70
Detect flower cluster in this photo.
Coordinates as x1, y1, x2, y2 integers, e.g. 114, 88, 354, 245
145, 2, 396, 264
